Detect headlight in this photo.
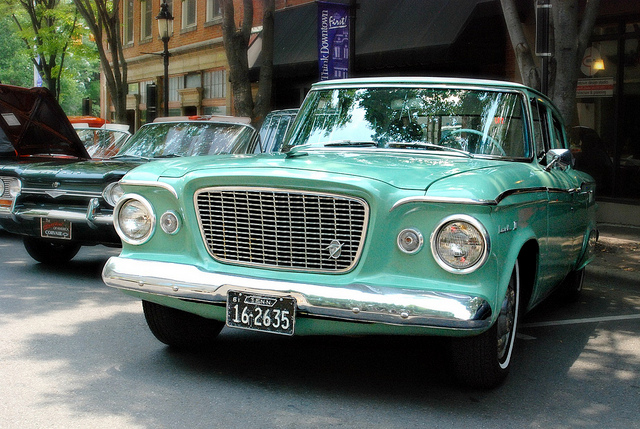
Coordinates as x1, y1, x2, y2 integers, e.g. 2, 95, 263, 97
114, 195, 155, 245
0, 178, 5, 197
103, 182, 125, 207
8, 178, 21, 197
431, 215, 489, 274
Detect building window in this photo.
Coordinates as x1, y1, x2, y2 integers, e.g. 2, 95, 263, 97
140, 0, 153, 40
182, 0, 197, 29
204, 69, 226, 99
123, 0, 134, 45
139, 80, 154, 105
169, 75, 184, 102
206, 0, 222, 22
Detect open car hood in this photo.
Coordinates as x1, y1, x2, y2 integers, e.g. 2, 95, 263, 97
0, 84, 89, 159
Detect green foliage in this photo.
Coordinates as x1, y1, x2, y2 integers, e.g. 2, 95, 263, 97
1, 0, 100, 115
0, 16, 33, 87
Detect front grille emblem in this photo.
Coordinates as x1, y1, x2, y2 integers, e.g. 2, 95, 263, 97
52, 181, 61, 188
325, 239, 343, 259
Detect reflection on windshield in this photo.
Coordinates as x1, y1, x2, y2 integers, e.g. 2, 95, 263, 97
285, 87, 530, 158
115, 122, 254, 159
76, 129, 131, 159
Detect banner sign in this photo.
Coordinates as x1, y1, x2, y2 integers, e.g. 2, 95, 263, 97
317, 1, 350, 81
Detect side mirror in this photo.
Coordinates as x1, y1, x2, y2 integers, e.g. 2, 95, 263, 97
545, 148, 574, 171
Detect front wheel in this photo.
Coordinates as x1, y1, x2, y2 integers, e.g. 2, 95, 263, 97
142, 300, 224, 350
450, 261, 520, 388
23, 237, 81, 264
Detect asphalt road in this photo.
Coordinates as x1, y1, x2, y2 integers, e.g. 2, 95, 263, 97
1, 228, 639, 429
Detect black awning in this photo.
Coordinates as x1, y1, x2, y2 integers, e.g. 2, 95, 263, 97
268, 0, 498, 71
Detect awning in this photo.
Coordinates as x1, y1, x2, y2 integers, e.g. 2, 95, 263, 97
256, 0, 497, 72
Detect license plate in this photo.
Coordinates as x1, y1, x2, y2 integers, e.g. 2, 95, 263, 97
226, 290, 295, 336
40, 218, 72, 240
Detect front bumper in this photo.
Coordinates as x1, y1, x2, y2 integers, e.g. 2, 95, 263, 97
102, 257, 493, 331
0, 198, 113, 225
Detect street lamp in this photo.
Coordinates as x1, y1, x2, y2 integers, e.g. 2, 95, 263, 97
156, 0, 174, 116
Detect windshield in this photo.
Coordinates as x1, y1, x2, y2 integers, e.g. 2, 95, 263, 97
76, 128, 131, 159
284, 87, 530, 158
115, 122, 255, 159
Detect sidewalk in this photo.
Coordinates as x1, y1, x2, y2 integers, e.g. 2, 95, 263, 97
592, 223, 640, 282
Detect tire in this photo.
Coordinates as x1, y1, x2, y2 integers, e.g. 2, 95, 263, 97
23, 237, 81, 264
560, 268, 585, 302
142, 300, 224, 350
450, 261, 520, 389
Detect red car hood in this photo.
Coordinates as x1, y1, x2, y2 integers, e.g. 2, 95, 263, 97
0, 84, 89, 159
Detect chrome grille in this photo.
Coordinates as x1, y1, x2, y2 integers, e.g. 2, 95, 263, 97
195, 188, 368, 272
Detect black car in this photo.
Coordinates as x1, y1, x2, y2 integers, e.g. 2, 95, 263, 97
0, 85, 260, 263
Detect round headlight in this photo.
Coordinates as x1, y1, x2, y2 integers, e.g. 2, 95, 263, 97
160, 211, 180, 235
0, 179, 5, 197
397, 228, 424, 254
8, 178, 22, 198
103, 182, 125, 207
431, 215, 489, 274
114, 195, 155, 245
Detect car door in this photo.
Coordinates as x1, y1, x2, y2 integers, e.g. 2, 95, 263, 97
530, 98, 585, 298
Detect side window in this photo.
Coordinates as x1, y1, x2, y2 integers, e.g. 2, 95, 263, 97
550, 114, 567, 150
530, 99, 548, 157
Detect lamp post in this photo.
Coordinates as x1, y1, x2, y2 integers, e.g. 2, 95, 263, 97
156, 1, 174, 117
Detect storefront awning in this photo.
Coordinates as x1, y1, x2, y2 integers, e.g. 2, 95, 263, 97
251, 0, 497, 71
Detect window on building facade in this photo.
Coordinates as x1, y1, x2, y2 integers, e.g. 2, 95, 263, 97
169, 76, 184, 102
141, 0, 153, 40
123, 0, 134, 45
206, 0, 222, 22
182, 0, 197, 28
204, 70, 226, 99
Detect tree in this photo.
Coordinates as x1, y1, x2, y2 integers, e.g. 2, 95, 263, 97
72, 0, 128, 123
221, 0, 275, 127
500, 0, 601, 127
7, 0, 83, 100
0, 16, 33, 87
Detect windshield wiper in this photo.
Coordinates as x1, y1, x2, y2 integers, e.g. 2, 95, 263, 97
109, 154, 152, 161
324, 140, 378, 148
387, 142, 473, 158
154, 153, 183, 158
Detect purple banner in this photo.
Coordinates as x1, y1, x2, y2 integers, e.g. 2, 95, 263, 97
317, 1, 350, 81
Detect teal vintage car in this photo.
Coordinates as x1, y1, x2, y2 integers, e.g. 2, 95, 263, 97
102, 77, 598, 388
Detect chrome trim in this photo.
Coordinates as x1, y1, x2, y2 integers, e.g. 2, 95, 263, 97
5, 207, 113, 224
390, 187, 560, 211
102, 257, 492, 330
21, 188, 102, 199
194, 187, 369, 273
430, 214, 490, 274
119, 179, 179, 199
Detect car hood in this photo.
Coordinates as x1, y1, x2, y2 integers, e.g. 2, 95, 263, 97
0, 84, 89, 159
2, 158, 143, 185
125, 150, 513, 192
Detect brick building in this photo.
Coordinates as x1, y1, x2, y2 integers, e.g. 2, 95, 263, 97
107, 0, 640, 202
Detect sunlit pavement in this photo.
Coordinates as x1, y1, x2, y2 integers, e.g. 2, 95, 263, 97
0, 227, 638, 428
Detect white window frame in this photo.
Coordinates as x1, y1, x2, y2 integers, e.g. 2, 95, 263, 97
182, 0, 197, 29
140, 0, 153, 40
206, 0, 222, 23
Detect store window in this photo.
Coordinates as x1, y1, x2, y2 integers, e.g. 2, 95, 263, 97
169, 76, 184, 102
204, 69, 226, 99
575, 20, 640, 200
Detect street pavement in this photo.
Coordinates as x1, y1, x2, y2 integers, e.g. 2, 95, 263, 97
0, 224, 638, 428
